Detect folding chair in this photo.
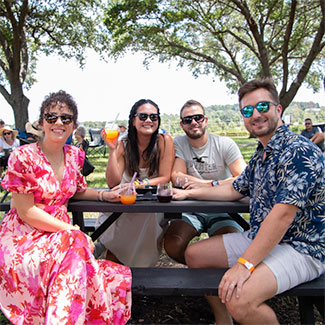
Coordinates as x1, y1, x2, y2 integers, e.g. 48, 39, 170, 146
87, 129, 106, 157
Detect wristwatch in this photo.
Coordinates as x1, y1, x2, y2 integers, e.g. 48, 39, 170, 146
211, 180, 219, 187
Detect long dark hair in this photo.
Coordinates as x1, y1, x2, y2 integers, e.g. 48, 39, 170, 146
124, 99, 161, 177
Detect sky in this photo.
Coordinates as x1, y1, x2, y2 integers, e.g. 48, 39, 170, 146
1, 50, 325, 125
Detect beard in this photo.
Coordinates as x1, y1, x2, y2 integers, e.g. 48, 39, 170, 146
183, 124, 207, 139
248, 114, 280, 138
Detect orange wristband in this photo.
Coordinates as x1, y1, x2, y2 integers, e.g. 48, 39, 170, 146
237, 257, 255, 273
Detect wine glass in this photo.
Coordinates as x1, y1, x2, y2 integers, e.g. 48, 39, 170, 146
157, 183, 173, 203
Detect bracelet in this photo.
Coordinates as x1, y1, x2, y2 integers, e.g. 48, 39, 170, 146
237, 257, 255, 273
143, 178, 150, 186
98, 190, 105, 202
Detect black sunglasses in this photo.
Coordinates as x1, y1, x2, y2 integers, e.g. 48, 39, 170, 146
134, 113, 159, 122
43, 113, 74, 125
181, 114, 205, 125
3, 132, 12, 136
240, 101, 278, 118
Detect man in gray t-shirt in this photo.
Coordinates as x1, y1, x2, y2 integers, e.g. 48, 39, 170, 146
164, 100, 246, 264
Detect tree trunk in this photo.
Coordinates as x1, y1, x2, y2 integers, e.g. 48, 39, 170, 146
12, 94, 30, 131
0, 83, 30, 131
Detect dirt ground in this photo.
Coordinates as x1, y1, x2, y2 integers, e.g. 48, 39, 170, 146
127, 253, 324, 325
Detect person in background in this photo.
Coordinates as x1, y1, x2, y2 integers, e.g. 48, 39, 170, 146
25, 120, 42, 142
94, 99, 175, 266
74, 125, 89, 154
65, 133, 73, 144
0, 90, 131, 324
173, 78, 325, 324
0, 119, 4, 129
301, 118, 324, 152
164, 99, 246, 264
118, 124, 127, 140
0, 126, 20, 178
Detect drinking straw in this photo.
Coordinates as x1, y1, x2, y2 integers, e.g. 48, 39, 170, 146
112, 112, 120, 128
128, 171, 137, 192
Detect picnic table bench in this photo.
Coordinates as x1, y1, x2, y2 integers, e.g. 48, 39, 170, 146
131, 267, 324, 325
0, 199, 324, 324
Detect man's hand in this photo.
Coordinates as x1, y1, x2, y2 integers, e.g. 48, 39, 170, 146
218, 263, 251, 303
172, 188, 189, 200
183, 179, 212, 189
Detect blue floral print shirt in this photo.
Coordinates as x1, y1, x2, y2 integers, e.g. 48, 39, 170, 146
233, 125, 325, 262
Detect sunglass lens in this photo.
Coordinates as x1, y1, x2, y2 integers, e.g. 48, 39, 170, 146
45, 114, 58, 124
256, 102, 270, 113
149, 114, 158, 121
241, 106, 253, 117
193, 115, 204, 122
60, 115, 73, 124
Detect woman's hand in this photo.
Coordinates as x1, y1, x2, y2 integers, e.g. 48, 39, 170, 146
103, 190, 121, 202
101, 129, 118, 150
86, 234, 95, 253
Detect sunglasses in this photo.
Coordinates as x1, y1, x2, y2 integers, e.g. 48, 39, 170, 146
43, 113, 74, 125
181, 114, 205, 125
240, 101, 278, 118
3, 132, 12, 136
134, 113, 159, 122
305, 122, 311, 125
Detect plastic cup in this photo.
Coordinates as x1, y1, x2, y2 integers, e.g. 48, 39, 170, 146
120, 184, 137, 205
106, 129, 119, 146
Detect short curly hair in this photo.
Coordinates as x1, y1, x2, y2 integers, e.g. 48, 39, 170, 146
39, 90, 78, 124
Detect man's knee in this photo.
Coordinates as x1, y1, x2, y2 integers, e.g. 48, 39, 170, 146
184, 243, 202, 267
164, 233, 187, 262
226, 295, 251, 322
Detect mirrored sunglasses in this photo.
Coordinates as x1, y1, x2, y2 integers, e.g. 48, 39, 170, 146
240, 101, 278, 118
181, 114, 205, 125
134, 113, 159, 122
43, 113, 74, 125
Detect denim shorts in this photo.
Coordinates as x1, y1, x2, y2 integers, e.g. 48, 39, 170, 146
172, 212, 243, 236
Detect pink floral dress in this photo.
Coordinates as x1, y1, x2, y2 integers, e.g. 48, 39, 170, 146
0, 143, 131, 324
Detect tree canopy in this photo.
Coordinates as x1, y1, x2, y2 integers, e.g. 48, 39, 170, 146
104, 0, 325, 111
0, 0, 108, 130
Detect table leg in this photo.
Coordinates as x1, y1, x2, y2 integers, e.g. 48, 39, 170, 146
91, 212, 122, 241
72, 211, 85, 232
228, 213, 250, 231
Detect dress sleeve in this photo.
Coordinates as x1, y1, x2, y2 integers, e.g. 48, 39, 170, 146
1, 146, 38, 194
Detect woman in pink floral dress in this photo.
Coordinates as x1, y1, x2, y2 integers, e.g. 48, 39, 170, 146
0, 91, 131, 324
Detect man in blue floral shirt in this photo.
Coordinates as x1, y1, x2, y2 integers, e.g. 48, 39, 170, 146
173, 78, 325, 325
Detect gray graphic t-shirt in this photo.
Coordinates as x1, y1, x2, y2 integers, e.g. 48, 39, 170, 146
174, 133, 243, 180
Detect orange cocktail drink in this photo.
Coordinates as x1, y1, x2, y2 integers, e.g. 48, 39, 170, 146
106, 129, 119, 146
120, 183, 137, 205
120, 194, 137, 205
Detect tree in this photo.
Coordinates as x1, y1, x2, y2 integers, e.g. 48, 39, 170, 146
0, 0, 108, 130
104, 0, 325, 112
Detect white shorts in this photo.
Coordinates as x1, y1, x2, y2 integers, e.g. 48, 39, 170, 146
223, 231, 325, 294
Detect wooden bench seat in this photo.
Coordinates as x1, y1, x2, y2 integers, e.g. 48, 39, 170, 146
131, 267, 324, 325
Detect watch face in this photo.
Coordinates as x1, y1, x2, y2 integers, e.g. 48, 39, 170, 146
212, 180, 219, 187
